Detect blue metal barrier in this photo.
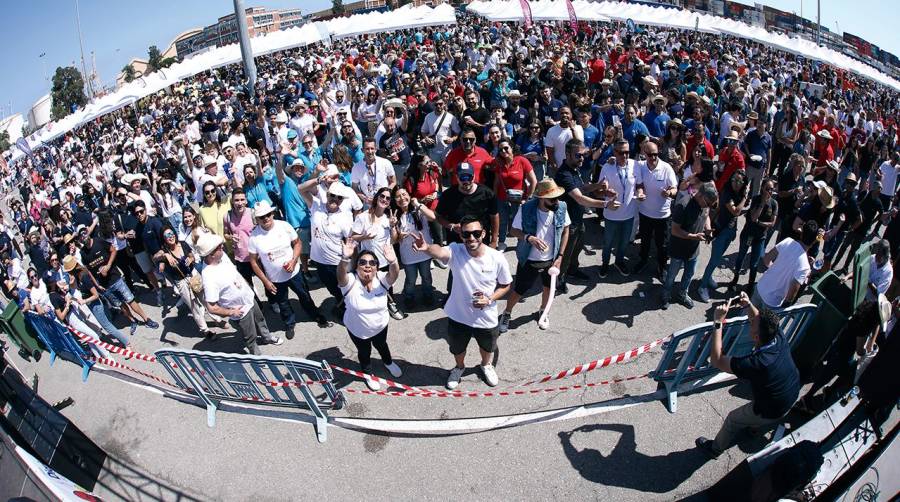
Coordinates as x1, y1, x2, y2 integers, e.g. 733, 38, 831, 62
154, 348, 344, 443
652, 303, 817, 413
23, 312, 94, 382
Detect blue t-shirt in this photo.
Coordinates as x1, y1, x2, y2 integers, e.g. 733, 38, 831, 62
620, 119, 650, 151
643, 110, 670, 138
281, 176, 310, 229
245, 178, 272, 209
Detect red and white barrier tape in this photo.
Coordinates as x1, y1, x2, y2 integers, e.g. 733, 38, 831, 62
88, 356, 182, 390
332, 365, 427, 393
62, 322, 157, 362
342, 373, 650, 398
519, 335, 669, 386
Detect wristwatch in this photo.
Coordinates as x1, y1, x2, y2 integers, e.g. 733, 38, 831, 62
713, 321, 723, 331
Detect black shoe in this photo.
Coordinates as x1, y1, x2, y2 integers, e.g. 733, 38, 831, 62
695, 437, 721, 459
285, 325, 295, 340
661, 292, 670, 310
143, 319, 160, 329
316, 318, 333, 329
599, 264, 609, 278
678, 294, 695, 309
570, 269, 591, 281
557, 280, 569, 294
633, 259, 648, 273
614, 262, 630, 277
388, 300, 408, 320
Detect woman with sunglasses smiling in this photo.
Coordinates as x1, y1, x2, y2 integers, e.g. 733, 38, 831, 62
351, 186, 406, 319
336, 239, 402, 391
156, 224, 213, 337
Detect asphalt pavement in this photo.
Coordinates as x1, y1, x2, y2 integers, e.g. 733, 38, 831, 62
5, 212, 811, 501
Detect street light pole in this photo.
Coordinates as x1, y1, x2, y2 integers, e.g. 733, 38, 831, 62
39, 52, 47, 86
815, 0, 821, 45
233, 0, 257, 91
73, 0, 93, 99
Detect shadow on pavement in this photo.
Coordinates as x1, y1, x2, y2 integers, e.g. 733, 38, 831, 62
558, 423, 708, 493
581, 284, 659, 327
96, 452, 205, 502
307, 346, 450, 388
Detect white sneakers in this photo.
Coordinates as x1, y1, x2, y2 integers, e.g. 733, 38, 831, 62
446, 366, 465, 390
364, 376, 381, 391
481, 364, 499, 387
446, 364, 499, 389
385, 361, 402, 378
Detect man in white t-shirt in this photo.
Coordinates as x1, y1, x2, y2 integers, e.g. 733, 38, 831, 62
414, 216, 512, 390
635, 142, 678, 278
351, 138, 396, 207
421, 97, 461, 163
544, 107, 584, 172
198, 233, 282, 355
597, 139, 643, 278
248, 201, 332, 340
499, 179, 570, 333
876, 153, 899, 210
755, 221, 818, 310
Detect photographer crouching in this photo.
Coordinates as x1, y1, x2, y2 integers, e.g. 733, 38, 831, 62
695, 291, 801, 459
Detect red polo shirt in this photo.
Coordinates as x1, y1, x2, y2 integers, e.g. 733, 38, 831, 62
443, 146, 494, 186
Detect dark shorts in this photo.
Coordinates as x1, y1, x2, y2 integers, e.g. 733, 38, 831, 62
447, 318, 498, 355
513, 260, 553, 296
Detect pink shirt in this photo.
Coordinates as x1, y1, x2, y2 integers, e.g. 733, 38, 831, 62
224, 209, 254, 263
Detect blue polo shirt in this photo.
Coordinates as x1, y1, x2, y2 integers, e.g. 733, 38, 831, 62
730, 332, 800, 419
281, 175, 310, 229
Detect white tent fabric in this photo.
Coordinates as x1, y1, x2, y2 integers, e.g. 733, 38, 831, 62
12, 4, 455, 158
466, 0, 609, 22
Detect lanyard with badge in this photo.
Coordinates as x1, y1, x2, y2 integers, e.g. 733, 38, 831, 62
617, 164, 628, 204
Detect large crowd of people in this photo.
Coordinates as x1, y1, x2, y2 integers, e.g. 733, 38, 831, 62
2, 12, 899, 462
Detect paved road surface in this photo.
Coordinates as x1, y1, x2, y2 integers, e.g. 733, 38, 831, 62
6, 213, 812, 501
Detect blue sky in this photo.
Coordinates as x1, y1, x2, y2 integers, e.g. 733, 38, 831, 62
0, 0, 897, 121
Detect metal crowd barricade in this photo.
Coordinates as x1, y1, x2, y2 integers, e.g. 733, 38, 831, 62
154, 348, 344, 443
652, 303, 817, 413
23, 312, 93, 382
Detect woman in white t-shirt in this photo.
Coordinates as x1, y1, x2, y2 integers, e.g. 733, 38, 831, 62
351, 186, 406, 320
391, 186, 437, 308
337, 239, 401, 391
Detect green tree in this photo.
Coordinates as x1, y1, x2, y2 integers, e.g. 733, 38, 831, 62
122, 63, 136, 83
332, 0, 345, 16
159, 56, 176, 69
0, 130, 10, 152
50, 66, 87, 120
147, 45, 163, 72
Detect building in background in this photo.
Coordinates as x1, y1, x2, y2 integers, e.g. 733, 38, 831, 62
175, 6, 305, 59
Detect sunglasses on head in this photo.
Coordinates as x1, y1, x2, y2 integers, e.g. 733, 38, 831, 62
357, 258, 378, 267
461, 229, 483, 239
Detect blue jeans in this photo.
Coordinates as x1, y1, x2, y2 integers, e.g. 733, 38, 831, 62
497, 199, 521, 243
823, 229, 846, 260
664, 256, 697, 297
272, 272, 322, 327
603, 218, 634, 265
701, 225, 737, 289
88, 301, 129, 346
402, 260, 434, 299
733, 235, 765, 277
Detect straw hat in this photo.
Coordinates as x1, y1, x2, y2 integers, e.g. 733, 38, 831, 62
195, 233, 224, 258
844, 172, 858, 184
816, 184, 836, 209
62, 255, 79, 272
877, 294, 892, 333
534, 179, 565, 199
651, 94, 667, 105
816, 129, 832, 140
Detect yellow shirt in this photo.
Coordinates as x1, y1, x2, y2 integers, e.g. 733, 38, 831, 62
198, 198, 231, 238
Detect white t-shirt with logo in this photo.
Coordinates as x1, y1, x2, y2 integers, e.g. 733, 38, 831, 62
314, 184, 363, 214
637, 160, 678, 219
201, 255, 255, 319
757, 238, 810, 308
442, 243, 513, 328
248, 220, 299, 284
398, 211, 432, 265
352, 213, 392, 267
351, 157, 396, 202
340, 272, 390, 339
512, 207, 570, 262
598, 159, 638, 221
310, 209, 353, 266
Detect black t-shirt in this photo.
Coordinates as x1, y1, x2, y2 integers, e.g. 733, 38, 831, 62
462, 107, 490, 128
554, 164, 586, 225
669, 194, 706, 260
73, 209, 94, 227
138, 216, 165, 255
27, 244, 50, 276
378, 132, 411, 168
855, 192, 884, 233
744, 195, 778, 239
714, 184, 744, 231
435, 184, 498, 242
834, 191, 861, 229
49, 291, 68, 315
730, 332, 801, 419
82, 238, 121, 287
247, 123, 267, 150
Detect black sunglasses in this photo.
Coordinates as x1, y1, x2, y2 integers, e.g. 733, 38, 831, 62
462, 137, 476, 143
461, 229, 482, 239
357, 259, 378, 267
